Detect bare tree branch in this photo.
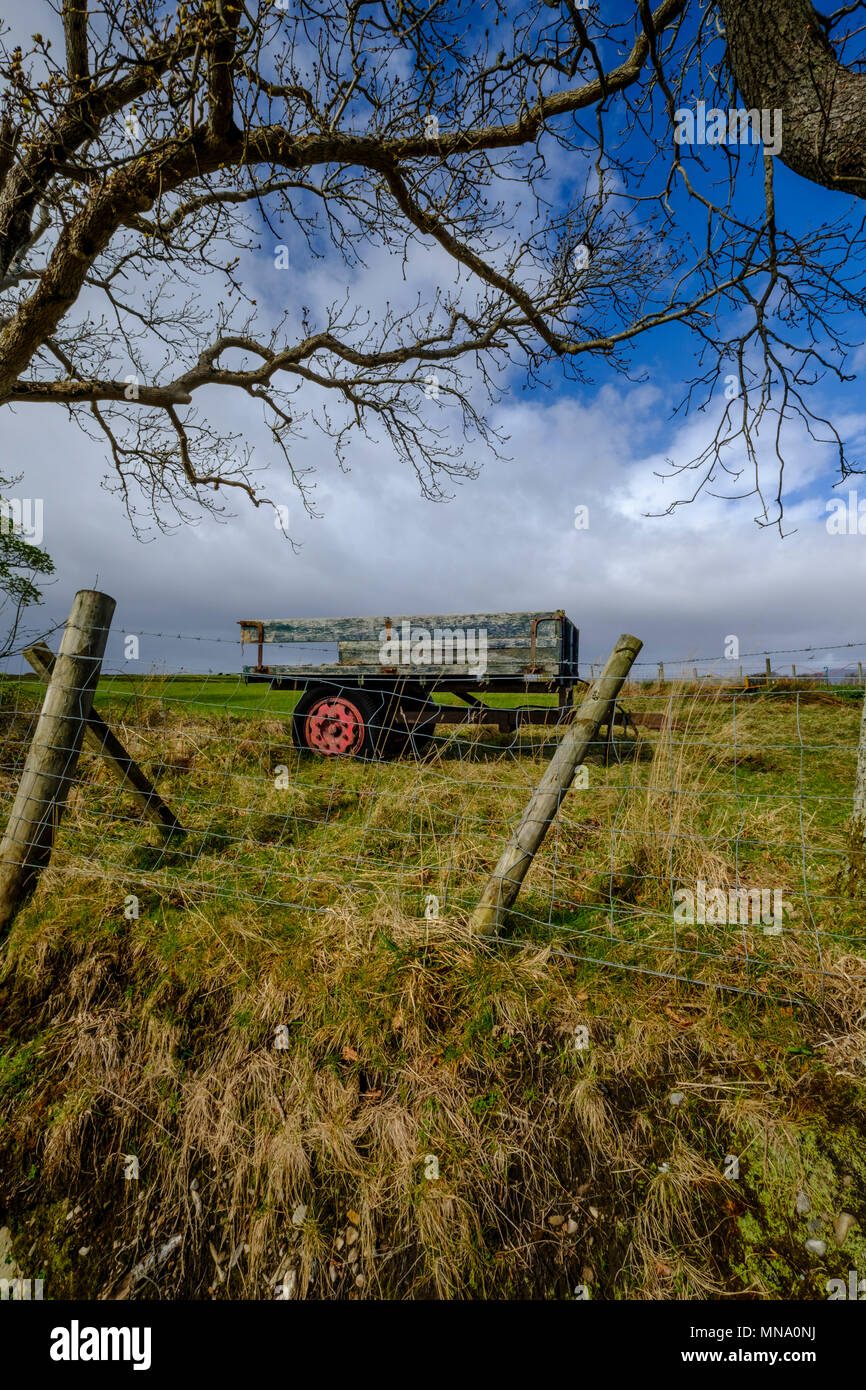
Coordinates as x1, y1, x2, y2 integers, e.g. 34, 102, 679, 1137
0, 0, 862, 534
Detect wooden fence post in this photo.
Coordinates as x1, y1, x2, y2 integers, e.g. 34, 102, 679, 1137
469, 633, 642, 937
0, 590, 115, 938
23, 642, 182, 840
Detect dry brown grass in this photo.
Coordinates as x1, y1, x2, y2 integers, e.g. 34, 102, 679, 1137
2, 885, 865, 1301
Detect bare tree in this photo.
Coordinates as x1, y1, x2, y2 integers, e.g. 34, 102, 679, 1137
0, 0, 864, 535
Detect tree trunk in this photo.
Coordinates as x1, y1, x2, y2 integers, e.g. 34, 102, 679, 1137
720, 0, 866, 197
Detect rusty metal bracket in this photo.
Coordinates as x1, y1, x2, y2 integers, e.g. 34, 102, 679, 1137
525, 611, 562, 674
238, 620, 266, 672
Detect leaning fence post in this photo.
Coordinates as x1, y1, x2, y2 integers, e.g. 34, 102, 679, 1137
0, 590, 115, 939
23, 642, 183, 840
470, 632, 642, 937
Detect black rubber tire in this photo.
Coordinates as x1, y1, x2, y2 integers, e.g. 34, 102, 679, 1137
292, 686, 380, 758
292, 687, 439, 760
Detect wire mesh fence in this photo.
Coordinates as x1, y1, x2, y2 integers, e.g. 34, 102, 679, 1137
1, 617, 865, 1006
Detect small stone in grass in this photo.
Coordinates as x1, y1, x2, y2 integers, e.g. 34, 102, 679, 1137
548, 1214, 565, 1229
346, 1226, 359, 1247
669, 1092, 685, 1107
566, 1217, 579, 1235
291, 1204, 307, 1227
804, 1238, 827, 1257
835, 1212, 856, 1247
795, 1191, 811, 1216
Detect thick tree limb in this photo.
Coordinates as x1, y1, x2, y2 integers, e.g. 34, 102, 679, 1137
9, 380, 193, 406
720, 0, 866, 196
61, 1, 90, 90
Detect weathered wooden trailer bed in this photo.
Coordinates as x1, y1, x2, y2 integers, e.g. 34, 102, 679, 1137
239, 610, 631, 756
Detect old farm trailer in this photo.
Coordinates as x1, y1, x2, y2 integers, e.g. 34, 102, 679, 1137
239, 609, 631, 758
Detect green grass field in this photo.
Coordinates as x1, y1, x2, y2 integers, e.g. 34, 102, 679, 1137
3, 672, 569, 719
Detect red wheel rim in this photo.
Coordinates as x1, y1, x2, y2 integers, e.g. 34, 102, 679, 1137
304, 696, 366, 755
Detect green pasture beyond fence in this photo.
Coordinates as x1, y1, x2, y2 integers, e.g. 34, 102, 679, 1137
1, 618, 866, 1005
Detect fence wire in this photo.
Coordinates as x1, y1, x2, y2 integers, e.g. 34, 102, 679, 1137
1, 622, 865, 1006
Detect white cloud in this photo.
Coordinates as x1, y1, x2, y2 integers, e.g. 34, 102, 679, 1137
5, 373, 866, 678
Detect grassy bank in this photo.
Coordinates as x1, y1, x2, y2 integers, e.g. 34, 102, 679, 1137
0, 683, 864, 1299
